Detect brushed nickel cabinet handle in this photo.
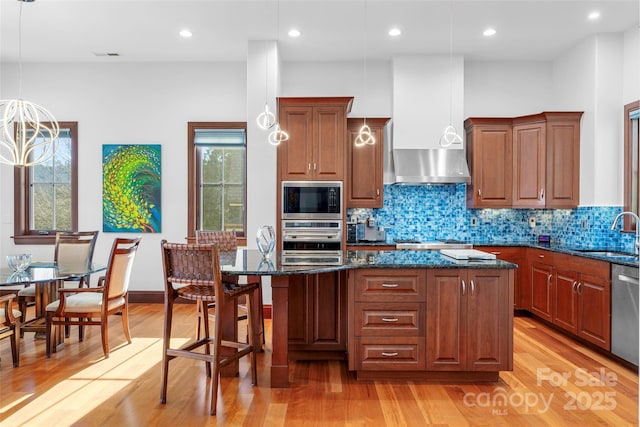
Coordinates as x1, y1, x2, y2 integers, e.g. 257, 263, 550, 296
540, 189, 544, 199
308, 163, 311, 171
547, 274, 552, 286
381, 352, 399, 357
382, 283, 399, 288
461, 279, 466, 295
577, 282, 583, 295
572, 281, 578, 293
382, 317, 399, 323
478, 189, 482, 197
470, 280, 476, 296
314, 163, 317, 171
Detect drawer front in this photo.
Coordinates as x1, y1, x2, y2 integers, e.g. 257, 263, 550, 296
355, 303, 425, 336
357, 337, 425, 371
355, 269, 427, 302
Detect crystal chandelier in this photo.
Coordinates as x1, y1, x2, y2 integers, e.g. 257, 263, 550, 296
0, 0, 60, 167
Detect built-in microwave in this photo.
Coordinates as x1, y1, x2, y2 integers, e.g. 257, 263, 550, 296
282, 181, 343, 220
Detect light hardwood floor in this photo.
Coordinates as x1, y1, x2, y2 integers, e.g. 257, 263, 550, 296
1, 303, 638, 426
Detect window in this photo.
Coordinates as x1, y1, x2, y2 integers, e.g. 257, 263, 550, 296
187, 122, 247, 243
13, 122, 78, 245
624, 100, 640, 231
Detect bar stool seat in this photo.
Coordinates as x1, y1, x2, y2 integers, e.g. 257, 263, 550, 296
160, 240, 258, 416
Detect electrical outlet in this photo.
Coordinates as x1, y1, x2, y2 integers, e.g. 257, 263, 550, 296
529, 217, 536, 228
581, 219, 587, 230
471, 217, 478, 227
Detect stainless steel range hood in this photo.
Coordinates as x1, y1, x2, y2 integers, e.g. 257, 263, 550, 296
392, 148, 471, 184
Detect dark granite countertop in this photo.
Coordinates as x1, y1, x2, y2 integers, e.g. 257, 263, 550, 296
220, 249, 516, 276
472, 241, 639, 267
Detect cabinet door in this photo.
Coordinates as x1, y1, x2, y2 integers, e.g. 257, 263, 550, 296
467, 269, 512, 371
577, 273, 611, 350
288, 272, 347, 357
278, 106, 314, 180
347, 118, 388, 208
545, 112, 582, 208
513, 122, 546, 207
426, 270, 466, 371
530, 261, 554, 322
313, 106, 346, 180
465, 120, 513, 208
553, 268, 579, 334
479, 246, 524, 309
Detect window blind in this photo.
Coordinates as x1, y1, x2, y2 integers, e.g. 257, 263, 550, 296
194, 129, 245, 146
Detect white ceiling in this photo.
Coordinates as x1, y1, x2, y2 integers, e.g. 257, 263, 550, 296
0, 0, 638, 64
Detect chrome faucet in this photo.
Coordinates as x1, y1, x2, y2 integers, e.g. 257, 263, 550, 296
611, 211, 640, 255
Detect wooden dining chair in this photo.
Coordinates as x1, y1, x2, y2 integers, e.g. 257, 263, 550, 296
45, 237, 141, 358
160, 240, 258, 415
0, 294, 21, 367
18, 230, 99, 336
195, 230, 265, 350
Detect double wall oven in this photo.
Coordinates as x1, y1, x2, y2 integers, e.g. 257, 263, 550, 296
281, 181, 343, 265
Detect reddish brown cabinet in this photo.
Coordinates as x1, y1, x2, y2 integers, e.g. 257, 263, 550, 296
525, 247, 611, 351
287, 271, 347, 360
465, 118, 513, 208
426, 269, 513, 372
477, 246, 525, 309
465, 112, 582, 209
346, 118, 390, 208
277, 97, 353, 181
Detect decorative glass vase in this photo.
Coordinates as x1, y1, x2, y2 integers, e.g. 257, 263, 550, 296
256, 225, 276, 258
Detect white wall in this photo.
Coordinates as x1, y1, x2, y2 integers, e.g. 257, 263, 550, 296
623, 26, 640, 105
464, 61, 553, 117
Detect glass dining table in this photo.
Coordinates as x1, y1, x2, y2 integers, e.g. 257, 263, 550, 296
0, 261, 107, 344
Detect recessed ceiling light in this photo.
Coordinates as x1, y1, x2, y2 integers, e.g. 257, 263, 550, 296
483, 28, 497, 37
179, 29, 192, 38
288, 28, 301, 38
388, 28, 402, 37
588, 11, 601, 21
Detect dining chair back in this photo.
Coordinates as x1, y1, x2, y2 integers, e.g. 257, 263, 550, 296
160, 240, 258, 415
18, 230, 99, 335
0, 294, 21, 367
45, 237, 141, 358
194, 230, 265, 349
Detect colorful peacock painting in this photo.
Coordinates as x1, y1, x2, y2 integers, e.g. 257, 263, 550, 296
102, 144, 161, 233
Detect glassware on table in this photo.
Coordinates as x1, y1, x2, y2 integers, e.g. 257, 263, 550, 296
256, 225, 276, 258
6, 253, 32, 273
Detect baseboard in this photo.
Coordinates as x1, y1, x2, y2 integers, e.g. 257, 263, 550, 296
127, 290, 273, 319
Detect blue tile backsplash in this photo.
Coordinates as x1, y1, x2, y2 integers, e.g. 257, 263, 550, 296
348, 184, 635, 252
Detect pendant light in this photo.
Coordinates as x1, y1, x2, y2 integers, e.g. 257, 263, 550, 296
354, 0, 375, 147
439, 0, 462, 147
267, 0, 288, 145
256, 40, 276, 130
0, 0, 60, 167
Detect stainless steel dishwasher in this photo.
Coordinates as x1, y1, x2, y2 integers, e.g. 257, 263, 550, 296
611, 263, 639, 365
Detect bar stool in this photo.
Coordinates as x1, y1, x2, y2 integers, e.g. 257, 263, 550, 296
195, 230, 265, 350
160, 240, 258, 415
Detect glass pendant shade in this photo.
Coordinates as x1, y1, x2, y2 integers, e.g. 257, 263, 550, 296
0, 99, 60, 167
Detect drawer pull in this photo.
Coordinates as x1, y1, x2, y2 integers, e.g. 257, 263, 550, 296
381, 317, 399, 322
381, 283, 399, 288
381, 352, 399, 357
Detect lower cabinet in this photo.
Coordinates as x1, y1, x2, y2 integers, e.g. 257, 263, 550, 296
477, 246, 525, 309
288, 271, 347, 359
426, 269, 513, 371
348, 268, 513, 375
526, 248, 611, 351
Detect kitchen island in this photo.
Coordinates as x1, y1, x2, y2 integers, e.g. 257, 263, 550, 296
221, 249, 516, 387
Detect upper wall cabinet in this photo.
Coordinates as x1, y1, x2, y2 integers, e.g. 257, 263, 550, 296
347, 118, 390, 208
465, 112, 583, 209
277, 97, 353, 181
